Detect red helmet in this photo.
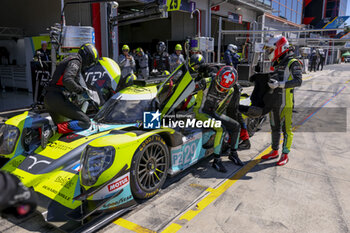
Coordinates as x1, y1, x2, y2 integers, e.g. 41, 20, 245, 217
264, 35, 289, 62
215, 66, 238, 93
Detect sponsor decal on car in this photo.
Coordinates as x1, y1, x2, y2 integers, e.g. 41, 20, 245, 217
102, 195, 132, 209
72, 164, 81, 172
91, 173, 130, 200
54, 175, 74, 189
108, 175, 129, 192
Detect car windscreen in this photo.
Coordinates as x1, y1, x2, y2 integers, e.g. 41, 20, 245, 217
94, 98, 154, 124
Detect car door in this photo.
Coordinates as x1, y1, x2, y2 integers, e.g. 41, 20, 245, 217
156, 64, 196, 119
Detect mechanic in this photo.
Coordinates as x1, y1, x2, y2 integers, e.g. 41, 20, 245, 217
35, 41, 51, 61
22, 43, 99, 150
261, 35, 302, 166
226, 88, 251, 151
318, 50, 325, 71
190, 54, 244, 173
118, 44, 136, 78
224, 44, 240, 69
0, 171, 37, 218
134, 47, 149, 79
169, 44, 185, 72
152, 41, 170, 73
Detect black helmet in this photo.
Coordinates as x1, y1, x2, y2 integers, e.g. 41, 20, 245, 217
215, 66, 238, 93
78, 43, 99, 69
189, 54, 204, 72
157, 41, 166, 54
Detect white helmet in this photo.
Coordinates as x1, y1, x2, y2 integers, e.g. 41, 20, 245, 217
264, 35, 289, 62
227, 44, 237, 53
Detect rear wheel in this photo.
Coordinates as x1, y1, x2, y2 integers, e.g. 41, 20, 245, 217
130, 135, 169, 199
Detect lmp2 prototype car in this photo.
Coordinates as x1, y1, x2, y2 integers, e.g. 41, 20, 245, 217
0, 64, 222, 231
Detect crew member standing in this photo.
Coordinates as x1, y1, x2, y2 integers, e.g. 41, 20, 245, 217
262, 35, 302, 166
169, 44, 185, 72
224, 44, 240, 69
35, 41, 51, 61
118, 44, 136, 78
135, 47, 149, 79
152, 41, 170, 73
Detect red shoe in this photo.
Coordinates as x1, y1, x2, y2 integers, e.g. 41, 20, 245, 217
277, 153, 289, 166
261, 150, 279, 160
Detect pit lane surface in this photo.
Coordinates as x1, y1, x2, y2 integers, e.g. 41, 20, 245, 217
1, 64, 350, 233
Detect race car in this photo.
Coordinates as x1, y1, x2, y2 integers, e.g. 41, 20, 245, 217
0, 64, 220, 231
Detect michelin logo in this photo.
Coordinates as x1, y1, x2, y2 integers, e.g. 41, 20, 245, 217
143, 110, 161, 129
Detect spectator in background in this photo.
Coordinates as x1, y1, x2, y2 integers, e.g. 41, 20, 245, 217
318, 51, 325, 71
35, 41, 51, 61
169, 44, 185, 72
310, 50, 317, 72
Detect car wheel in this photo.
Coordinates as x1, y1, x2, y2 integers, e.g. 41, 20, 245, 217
130, 134, 169, 199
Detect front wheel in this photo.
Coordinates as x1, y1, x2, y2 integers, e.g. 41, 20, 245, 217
130, 135, 169, 199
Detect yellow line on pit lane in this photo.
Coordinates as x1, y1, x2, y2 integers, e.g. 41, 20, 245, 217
160, 145, 274, 233
114, 218, 156, 233
113, 145, 273, 233
113, 71, 341, 233
302, 75, 312, 81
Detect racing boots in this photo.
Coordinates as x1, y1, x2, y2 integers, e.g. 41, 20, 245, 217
261, 150, 279, 160
238, 139, 251, 150
277, 153, 289, 166
41, 124, 56, 149
212, 156, 227, 173
228, 150, 244, 166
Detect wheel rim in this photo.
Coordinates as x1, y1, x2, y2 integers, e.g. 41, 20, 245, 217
137, 144, 167, 191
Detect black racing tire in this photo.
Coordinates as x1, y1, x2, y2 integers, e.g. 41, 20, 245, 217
130, 134, 169, 199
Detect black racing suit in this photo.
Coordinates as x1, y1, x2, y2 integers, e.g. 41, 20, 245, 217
194, 64, 241, 157
44, 54, 90, 134
226, 84, 250, 141
152, 52, 170, 73
269, 54, 302, 154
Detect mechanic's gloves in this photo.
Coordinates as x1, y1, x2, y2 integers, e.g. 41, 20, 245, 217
268, 78, 279, 89
196, 78, 207, 91
0, 171, 37, 219
268, 79, 286, 89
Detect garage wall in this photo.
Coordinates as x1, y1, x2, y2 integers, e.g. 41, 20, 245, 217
171, 12, 196, 41
119, 18, 172, 46
0, 0, 91, 37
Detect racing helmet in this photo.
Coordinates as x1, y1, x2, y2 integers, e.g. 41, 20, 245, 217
157, 41, 166, 54
227, 44, 237, 53
264, 35, 289, 62
175, 44, 182, 51
78, 43, 99, 69
189, 54, 204, 72
215, 66, 238, 93
162, 70, 170, 76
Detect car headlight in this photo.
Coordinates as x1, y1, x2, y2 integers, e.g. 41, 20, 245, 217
80, 145, 115, 186
0, 124, 20, 155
